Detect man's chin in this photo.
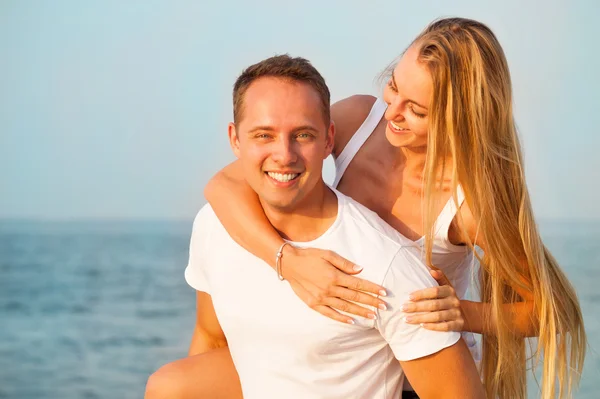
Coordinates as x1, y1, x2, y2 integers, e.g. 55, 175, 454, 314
260, 196, 300, 213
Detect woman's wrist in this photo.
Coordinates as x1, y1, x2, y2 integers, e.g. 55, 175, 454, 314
460, 300, 488, 334
278, 244, 300, 280
256, 232, 287, 269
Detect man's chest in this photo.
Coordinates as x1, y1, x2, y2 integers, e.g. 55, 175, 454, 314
204, 244, 381, 354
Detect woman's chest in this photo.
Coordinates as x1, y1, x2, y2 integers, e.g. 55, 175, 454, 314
336, 157, 427, 241
335, 135, 456, 242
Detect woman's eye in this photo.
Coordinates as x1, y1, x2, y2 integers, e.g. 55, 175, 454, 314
387, 80, 398, 92
409, 105, 426, 118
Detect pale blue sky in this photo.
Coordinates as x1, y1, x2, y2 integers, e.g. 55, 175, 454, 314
1, 0, 599, 220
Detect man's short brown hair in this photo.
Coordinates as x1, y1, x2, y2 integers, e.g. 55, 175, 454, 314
232, 54, 331, 125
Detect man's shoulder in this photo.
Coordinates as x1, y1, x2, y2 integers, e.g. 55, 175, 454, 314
189, 203, 244, 265
332, 191, 431, 286
190, 203, 222, 241
193, 203, 217, 225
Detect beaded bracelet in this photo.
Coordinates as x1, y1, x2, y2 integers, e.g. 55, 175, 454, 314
276, 242, 293, 281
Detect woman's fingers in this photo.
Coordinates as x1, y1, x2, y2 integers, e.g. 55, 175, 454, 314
402, 297, 460, 313
290, 248, 386, 296
404, 309, 463, 325
324, 298, 377, 320
429, 269, 452, 286
330, 286, 388, 310
285, 248, 390, 323
408, 285, 455, 301
320, 249, 363, 275
419, 321, 464, 332
313, 305, 356, 325
336, 274, 387, 297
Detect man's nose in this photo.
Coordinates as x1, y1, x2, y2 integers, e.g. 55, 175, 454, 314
271, 137, 297, 165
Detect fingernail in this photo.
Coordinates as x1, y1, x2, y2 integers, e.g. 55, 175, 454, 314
378, 303, 387, 311
408, 294, 415, 300
404, 316, 412, 323
420, 323, 424, 327
379, 289, 387, 297
347, 319, 355, 325
368, 314, 377, 320
400, 304, 407, 311
353, 265, 363, 272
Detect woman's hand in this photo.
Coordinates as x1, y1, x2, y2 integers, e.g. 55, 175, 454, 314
401, 269, 465, 332
281, 246, 388, 325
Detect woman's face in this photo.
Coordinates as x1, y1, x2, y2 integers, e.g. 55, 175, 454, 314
382, 45, 433, 149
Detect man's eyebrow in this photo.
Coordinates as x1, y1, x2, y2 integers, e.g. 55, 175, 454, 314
247, 125, 320, 134
291, 125, 319, 133
247, 126, 276, 134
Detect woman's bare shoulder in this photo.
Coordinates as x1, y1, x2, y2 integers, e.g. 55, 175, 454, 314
331, 95, 378, 158
454, 200, 482, 247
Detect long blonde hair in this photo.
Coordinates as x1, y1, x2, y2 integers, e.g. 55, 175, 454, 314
413, 18, 586, 398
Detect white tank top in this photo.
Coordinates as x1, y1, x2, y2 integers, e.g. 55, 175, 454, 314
333, 97, 481, 372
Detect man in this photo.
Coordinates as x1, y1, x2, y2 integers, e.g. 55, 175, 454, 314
147, 55, 484, 399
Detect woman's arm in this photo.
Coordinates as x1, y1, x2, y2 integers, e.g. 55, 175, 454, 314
460, 298, 536, 336
458, 202, 537, 337
402, 269, 537, 337
402, 203, 538, 337
204, 160, 285, 266
204, 160, 388, 324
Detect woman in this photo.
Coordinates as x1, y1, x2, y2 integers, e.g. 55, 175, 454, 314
148, 17, 586, 399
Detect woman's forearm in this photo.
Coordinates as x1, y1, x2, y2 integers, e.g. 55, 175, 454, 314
461, 300, 537, 337
204, 160, 285, 269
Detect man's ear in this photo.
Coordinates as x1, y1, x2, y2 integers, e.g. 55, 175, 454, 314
228, 122, 241, 158
324, 120, 335, 159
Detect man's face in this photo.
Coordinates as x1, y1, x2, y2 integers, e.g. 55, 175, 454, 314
229, 77, 334, 212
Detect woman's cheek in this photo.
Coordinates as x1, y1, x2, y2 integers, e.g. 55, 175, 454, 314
410, 118, 429, 137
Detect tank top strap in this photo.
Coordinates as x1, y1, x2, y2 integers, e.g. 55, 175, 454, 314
333, 98, 387, 188
434, 185, 466, 239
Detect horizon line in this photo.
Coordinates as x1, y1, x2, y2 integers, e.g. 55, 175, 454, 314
1, 216, 600, 223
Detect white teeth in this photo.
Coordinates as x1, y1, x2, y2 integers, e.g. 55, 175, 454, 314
267, 172, 300, 183
390, 121, 406, 130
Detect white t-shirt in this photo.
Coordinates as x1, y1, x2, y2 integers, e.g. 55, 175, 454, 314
185, 189, 461, 399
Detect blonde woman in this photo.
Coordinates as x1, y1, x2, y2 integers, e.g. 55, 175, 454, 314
147, 17, 586, 399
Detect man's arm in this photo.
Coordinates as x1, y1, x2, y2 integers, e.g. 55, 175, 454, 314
376, 249, 484, 398
400, 339, 484, 399
184, 206, 227, 356
188, 291, 227, 356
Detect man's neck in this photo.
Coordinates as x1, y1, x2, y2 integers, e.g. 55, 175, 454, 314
261, 181, 338, 243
